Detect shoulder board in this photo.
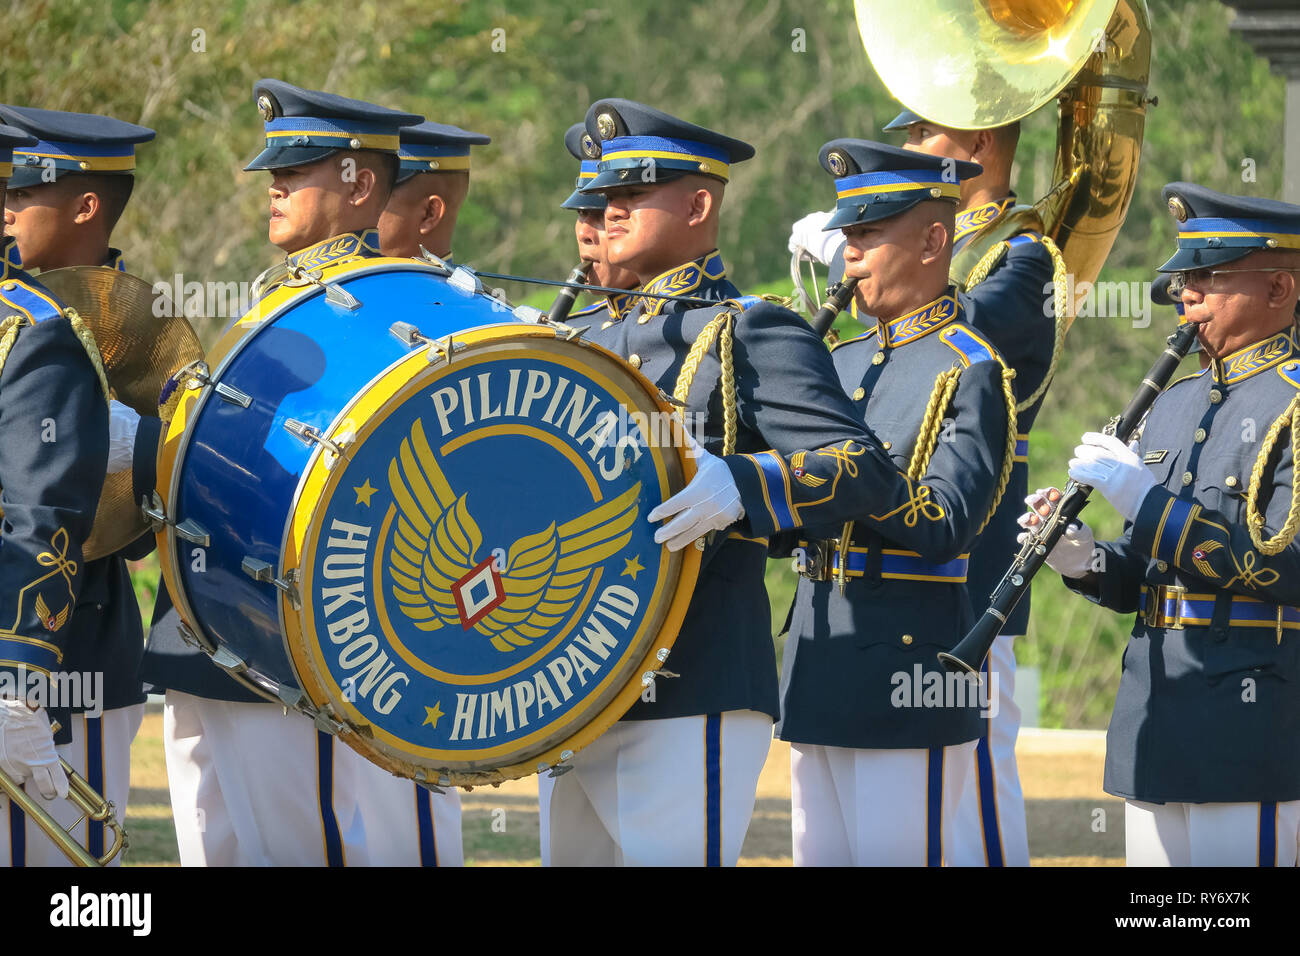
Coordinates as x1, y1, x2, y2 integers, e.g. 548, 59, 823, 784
938, 323, 1005, 368
728, 295, 762, 311
1166, 367, 1208, 390
1005, 233, 1041, 249
569, 301, 607, 318
829, 326, 877, 352
1279, 361, 1300, 389
0, 275, 65, 325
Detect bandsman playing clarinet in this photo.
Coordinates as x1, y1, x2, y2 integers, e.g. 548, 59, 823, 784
1026, 184, 1300, 866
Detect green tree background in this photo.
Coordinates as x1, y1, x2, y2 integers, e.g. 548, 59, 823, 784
2, 0, 1287, 727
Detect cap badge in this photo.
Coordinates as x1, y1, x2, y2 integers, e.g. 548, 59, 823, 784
581, 133, 599, 159
827, 151, 848, 177
1168, 196, 1189, 223
257, 95, 276, 121
596, 112, 617, 140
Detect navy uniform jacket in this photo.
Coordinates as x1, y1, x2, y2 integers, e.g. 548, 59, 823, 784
0, 243, 110, 729
1065, 329, 1300, 802
570, 288, 635, 331
776, 293, 1012, 749
587, 251, 946, 722
139, 230, 383, 703
831, 200, 1055, 632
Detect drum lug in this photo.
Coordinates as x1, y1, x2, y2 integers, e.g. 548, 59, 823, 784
214, 382, 251, 408
414, 768, 448, 794
174, 519, 210, 546
170, 361, 249, 408
241, 557, 302, 609
143, 494, 211, 546
447, 265, 482, 295
286, 264, 362, 311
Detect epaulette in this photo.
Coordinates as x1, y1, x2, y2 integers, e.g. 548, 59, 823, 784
569, 301, 607, 318
1005, 233, 1042, 250
1279, 361, 1300, 389
937, 322, 1005, 368
1166, 367, 1208, 390
0, 275, 66, 325
829, 326, 877, 352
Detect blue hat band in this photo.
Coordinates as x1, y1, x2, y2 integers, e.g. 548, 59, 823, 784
834, 170, 961, 205
599, 134, 731, 181
264, 116, 400, 152
577, 159, 600, 181
398, 146, 472, 173
14, 137, 136, 173
1178, 216, 1300, 252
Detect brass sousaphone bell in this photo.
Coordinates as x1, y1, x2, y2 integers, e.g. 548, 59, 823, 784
37, 266, 204, 560
854, 0, 1153, 292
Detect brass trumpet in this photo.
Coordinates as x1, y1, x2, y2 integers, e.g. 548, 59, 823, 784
0, 721, 128, 866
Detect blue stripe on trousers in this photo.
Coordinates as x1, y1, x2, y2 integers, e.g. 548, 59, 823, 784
9, 805, 24, 867
316, 731, 344, 867
1259, 802, 1276, 867
416, 784, 438, 866
975, 659, 1003, 866
85, 716, 104, 859
926, 746, 943, 867
705, 713, 721, 867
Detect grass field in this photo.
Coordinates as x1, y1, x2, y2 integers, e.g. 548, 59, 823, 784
123, 712, 1123, 866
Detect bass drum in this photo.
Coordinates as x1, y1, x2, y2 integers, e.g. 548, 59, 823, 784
155, 257, 700, 787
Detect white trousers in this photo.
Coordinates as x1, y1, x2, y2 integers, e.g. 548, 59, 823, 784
344, 747, 463, 866
162, 690, 368, 866
1125, 799, 1300, 866
1, 704, 143, 867
956, 634, 1029, 865
791, 740, 980, 866
538, 710, 772, 866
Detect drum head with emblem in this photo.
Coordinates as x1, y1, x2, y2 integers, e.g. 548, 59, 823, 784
281, 325, 700, 786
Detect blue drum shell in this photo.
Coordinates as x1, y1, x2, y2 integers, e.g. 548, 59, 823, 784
169, 263, 515, 687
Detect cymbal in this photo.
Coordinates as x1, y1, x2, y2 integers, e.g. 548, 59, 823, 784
38, 267, 204, 561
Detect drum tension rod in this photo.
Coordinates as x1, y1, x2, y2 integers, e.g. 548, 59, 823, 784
141, 492, 211, 545
388, 322, 463, 365
283, 418, 346, 458
240, 557, 302, 609
286, 264, 362, 311
172, 360, 252, 408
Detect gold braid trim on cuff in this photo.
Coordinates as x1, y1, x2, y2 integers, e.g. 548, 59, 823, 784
672, 307, 739, 456
1245, 394, 1300, 556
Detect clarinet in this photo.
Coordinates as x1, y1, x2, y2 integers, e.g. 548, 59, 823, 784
809, 277, 860, 338
546, 263, 592, 323
938, 319, 1201, 675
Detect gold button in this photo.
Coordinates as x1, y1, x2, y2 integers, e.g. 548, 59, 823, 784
852, 387, 865, 400
1209, 389, 1223, 404
1181, 471, 1193, 486
628, 354, 641, 369
871, 352, 884, 365
882, 441, 892, 450
637, 314, 651, 324
1, 282, 14, 291
1225, 475, 1239, 488
1156, 560, 1168, 573
601, 320, 613, 330
1194, 428, 1206, 443
901, 634, 913, 646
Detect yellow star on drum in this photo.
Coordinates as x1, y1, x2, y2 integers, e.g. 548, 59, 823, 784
354, 478, 377, 506
621, 555, 645, 580
423, 701, 445, 728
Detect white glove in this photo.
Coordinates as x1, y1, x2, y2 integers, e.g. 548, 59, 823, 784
108, 399, 141, 474
0, 699, 68, 801
647, 431, 745, 552
787, 210, 845, 265
1067, 431, 1157, 523
1016, 487, 1097, 579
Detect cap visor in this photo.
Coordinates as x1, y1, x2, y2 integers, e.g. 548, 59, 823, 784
579, 167, 690, 192
5, 167, 58, 189
243, 144, 340, 172
562, 188, 606, 210
883, 110, 921, 131
1157, 246, 1256, 273
825, 196, 926, 230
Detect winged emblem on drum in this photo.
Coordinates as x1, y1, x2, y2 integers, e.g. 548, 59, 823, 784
387, 419, 641, 653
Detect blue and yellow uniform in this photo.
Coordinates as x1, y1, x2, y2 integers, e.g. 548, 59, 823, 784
0, 124, 112, 866
1060, 184, 1300, 865
0, 106, 155, 867
771, 139, 1015, 866
137, 80, 422, 867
